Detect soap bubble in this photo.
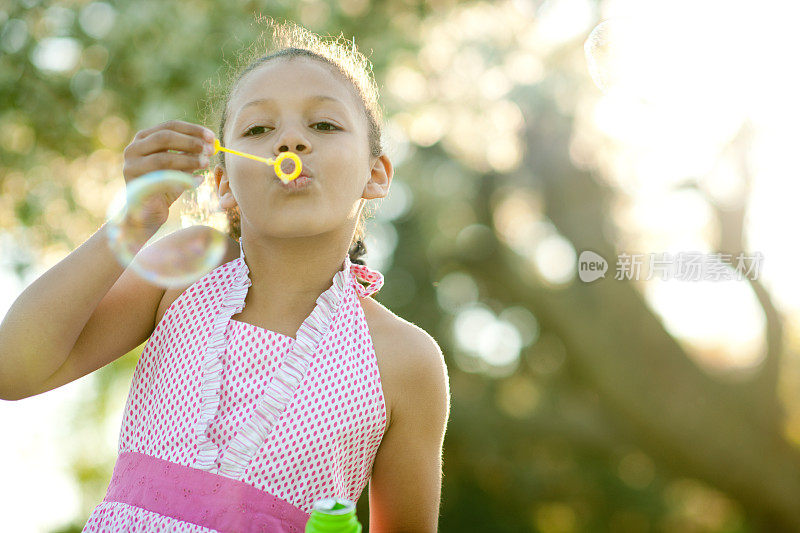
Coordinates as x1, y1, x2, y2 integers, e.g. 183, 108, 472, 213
585, 19, 620, 94
106, 170, 228, 288
584, 17, 672, 106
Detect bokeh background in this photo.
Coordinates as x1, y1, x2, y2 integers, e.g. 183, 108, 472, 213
2, 0, 800, 531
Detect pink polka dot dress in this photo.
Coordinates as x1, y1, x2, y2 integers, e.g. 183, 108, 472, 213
83, 237, 387, 532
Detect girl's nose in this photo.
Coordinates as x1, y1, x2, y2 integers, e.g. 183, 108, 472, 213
274, 125, 310, 155
279, 143, 306, 152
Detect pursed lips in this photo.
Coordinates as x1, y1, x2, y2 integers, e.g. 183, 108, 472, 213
272, 167, 312, 181
273, 168, 313, 189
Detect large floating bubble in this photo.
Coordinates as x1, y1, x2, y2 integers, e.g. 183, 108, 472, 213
584, 17, 678, 106
106, 170, 228, 288
585, 19, 620, 95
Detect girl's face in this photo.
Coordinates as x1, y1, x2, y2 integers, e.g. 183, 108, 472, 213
214, 57, 389, 240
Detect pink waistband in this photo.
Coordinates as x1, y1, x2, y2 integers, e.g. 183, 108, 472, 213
104, 451, 310, 533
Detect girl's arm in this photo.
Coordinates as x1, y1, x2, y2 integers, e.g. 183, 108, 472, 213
0, 120, 212, 401
368, 325, 451, 532
0, 221, 161, 400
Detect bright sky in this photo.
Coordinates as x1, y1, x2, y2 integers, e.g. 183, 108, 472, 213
0, 259, 97, 531
0, 379, 91, 531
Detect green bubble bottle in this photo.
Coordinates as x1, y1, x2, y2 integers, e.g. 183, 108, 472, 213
305, 497, 363, 533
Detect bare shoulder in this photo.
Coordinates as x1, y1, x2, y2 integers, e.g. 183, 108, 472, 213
154, 228, 239, 326
359, 297, 449, 431
361, 297, 443, 361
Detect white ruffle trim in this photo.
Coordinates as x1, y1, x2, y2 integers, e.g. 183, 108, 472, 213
194, 238, 253, 472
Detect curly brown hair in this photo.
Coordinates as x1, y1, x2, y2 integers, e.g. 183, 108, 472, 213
203, 17, 384, 265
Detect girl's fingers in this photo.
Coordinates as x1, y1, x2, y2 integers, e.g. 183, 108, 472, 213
134, 120, 214, 144
134, 129, 211, 158
123, 152, 209, 182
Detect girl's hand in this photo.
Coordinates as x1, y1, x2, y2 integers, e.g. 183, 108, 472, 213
121, 120, 215, 232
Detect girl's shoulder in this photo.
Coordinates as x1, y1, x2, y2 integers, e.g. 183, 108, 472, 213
360, 297, 441, 358
362, 298, 443, 376
360, 297, 444, 432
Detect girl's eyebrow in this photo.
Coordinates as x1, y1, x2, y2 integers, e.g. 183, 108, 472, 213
231, 95, 350, 130
239, 95, 347, 113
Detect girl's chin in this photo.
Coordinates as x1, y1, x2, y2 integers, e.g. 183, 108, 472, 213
248, 219, 326, 237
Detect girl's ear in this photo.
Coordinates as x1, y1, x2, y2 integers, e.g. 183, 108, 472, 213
214, 164, 238, 209
362, 154, 393, 200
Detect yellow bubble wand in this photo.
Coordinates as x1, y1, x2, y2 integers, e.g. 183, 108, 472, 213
212, 138, 302, 183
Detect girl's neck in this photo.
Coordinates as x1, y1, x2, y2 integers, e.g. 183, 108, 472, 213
238, 229, 353, 318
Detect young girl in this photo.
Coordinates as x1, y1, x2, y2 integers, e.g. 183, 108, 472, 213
0, 20, 449, 532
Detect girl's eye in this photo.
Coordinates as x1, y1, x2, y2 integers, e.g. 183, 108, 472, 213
313, 121, 340, 132
244, 122, 340, 136
245, 126, 270, 136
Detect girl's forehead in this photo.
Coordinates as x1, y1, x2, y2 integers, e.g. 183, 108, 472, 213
230, 58, 359, 112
